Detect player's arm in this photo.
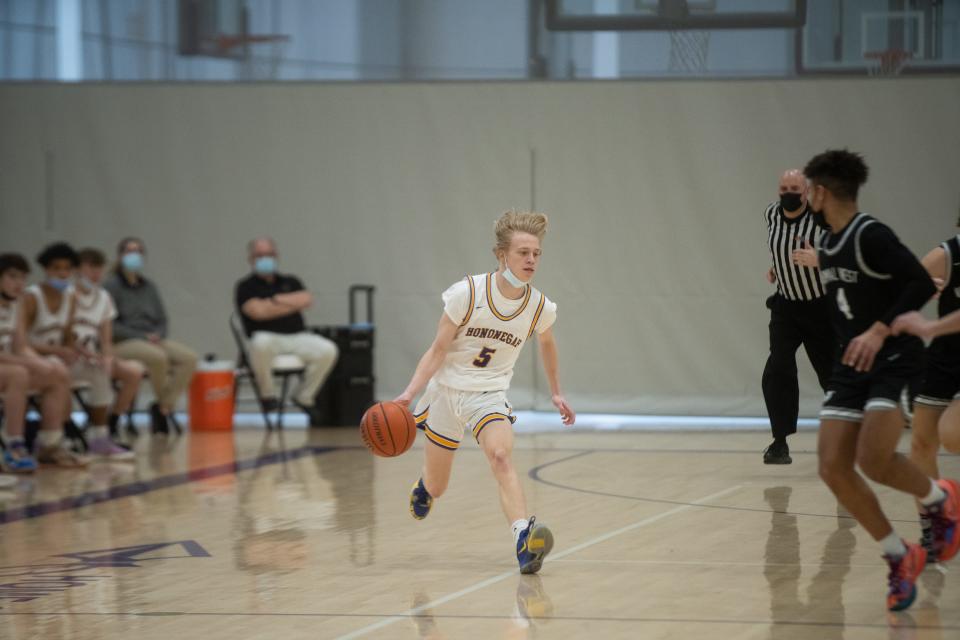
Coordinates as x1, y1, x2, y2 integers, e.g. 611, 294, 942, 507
10, 301, 46, 365
393, 313, 459, 408
920, 246, 947, 294
892, 309, 960, 341
99, 318, 114, 360
537, 327, 575, 426
63, 296, 85, 354
892, 243, 956, 342
843, 226, 937, 372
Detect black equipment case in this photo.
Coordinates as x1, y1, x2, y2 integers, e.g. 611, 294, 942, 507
312, 285, 375, 426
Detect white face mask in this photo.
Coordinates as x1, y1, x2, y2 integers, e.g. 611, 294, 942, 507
501, 264, 528, 288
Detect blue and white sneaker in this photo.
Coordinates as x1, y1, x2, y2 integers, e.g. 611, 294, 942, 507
517, 517, 554, 574
2, 441, 38, 474
409, 478, 433, 520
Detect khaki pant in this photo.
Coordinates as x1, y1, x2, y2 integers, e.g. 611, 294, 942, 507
249, 331, 338, 405
114, 339, 198, 409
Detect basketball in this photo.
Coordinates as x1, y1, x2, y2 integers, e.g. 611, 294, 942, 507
359, 401, 416, 457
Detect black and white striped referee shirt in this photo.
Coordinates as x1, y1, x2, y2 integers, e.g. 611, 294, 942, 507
764, 202, 826, 301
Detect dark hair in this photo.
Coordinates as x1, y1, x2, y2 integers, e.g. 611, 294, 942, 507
116, 236, 146, 256
36, 242, 79, 268
0, 253, 30, 277
78, 248, 107, 267
803, 149, 869, 201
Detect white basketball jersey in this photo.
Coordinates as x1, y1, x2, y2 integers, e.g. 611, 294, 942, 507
26, 284, 72, 347
0, 299, 18, 353
433, 273, 557, 392
71, 285, 116, 353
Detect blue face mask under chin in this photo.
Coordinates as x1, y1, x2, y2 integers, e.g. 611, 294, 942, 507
46, 277, 71, 292
501, 265, 528, 288
254, 256, 277, 275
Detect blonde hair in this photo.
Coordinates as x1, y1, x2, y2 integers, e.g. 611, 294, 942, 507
492, 210, 548, 258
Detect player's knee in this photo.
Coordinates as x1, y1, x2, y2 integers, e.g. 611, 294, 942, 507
7, 366, 29, 389
50, 361, 71, 385
818, 453, 851, 488
940, 427, 960, 454
818, 459, 840, 486
856, 449, 891, 483
486, 447, 512, 473
910, 432, 940, 460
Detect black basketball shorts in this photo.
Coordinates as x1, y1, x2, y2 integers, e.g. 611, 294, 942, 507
915, 343, 960, 409
820, 339, 923, 422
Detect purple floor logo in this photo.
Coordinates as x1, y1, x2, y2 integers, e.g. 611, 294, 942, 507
0, 541, 210, 605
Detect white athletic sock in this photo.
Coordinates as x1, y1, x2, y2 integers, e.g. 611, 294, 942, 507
512, 519, 529, 543
919, 479, 947, 508
89, 426, 109, 440
37, 430, 61, 448
880, 532, 907, 558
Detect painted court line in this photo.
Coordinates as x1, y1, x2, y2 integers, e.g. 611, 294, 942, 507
334, 484, 742, 640
0, 445, 341, 525
552, 559, 878, 569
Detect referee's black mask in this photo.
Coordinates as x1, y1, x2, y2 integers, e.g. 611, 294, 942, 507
779, 192, 803, 212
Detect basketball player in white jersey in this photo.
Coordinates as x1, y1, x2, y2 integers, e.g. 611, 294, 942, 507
394, 210, 575, 574
0, 253, 84, 469
24, 243, 132, 460
75, 248, 146, 443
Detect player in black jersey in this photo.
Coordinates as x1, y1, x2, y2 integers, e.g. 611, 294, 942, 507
804, 149, 960, 612
889, 227, 960, 564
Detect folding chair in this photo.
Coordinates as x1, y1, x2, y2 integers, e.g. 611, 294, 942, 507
67, 381, 93, 452
229, 313, 305, 431
20, 381, 91, 453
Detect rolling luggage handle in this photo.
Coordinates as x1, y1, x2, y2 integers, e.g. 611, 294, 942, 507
349, 285, 375, 327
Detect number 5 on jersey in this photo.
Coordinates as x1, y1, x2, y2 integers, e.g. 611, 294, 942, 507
473, 347, 496, 368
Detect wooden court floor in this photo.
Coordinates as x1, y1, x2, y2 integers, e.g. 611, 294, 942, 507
0, 426, 957, 639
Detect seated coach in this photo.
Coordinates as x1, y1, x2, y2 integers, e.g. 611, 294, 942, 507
235, 237, 338, 425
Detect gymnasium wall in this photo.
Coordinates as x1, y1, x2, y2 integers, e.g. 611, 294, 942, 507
1, 78, 957, 417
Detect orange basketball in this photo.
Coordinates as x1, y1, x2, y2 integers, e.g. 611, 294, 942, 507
359, 401, 416, 457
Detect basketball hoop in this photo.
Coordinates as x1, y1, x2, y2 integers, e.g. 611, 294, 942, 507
864, 48, 912, 77
207, 33, 290, 57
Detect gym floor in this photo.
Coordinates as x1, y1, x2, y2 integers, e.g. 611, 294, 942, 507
0, 427, 957, 639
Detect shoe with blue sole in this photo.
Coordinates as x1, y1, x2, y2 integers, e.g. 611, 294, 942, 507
517, 517, 554, 575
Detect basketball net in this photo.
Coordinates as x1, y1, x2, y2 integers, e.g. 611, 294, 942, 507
669, 30, 710, 73
865, 49, 912, 77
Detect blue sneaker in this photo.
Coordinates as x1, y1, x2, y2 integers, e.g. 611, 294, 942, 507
409, 478, 433, 520
517, 517, 554, 574
2, 441, 37, 474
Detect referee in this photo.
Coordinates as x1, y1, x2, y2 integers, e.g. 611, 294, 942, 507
762, 169, 835, 464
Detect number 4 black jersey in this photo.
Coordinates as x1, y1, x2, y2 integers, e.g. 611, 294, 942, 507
937, 235, 960, 319
930, 234, 960, 355
815, 213, 936, 347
